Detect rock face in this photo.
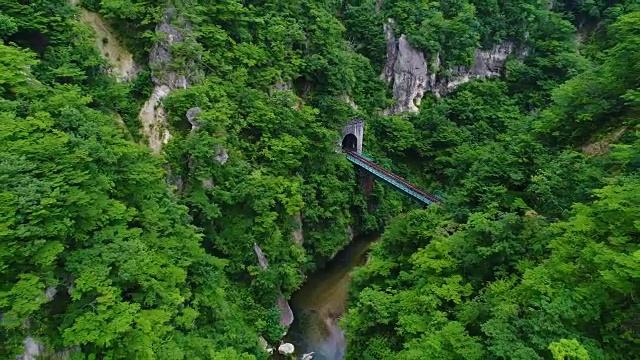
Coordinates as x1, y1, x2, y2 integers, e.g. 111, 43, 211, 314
45, 286, 57, 301
70, 0, 139, 81
431, 42, 517, 97
582, 126, 628, 156
292, 213, 304, 245
382, 22, 523, 114
20, 337, 78, 360
252, 243, 294, 328
139, 85, 173, 154
382, 33, 428, 114
139, 6, 199, 153
381, 21, 399, 84
277, 292, 294, 328
259, 336, 274, 355
186, 107, 203, 132
148, 6, 196, 90
270, 81, 293, 94
253, 243, 269, 270
214, 145, 229, 165
21, 337, 43, 360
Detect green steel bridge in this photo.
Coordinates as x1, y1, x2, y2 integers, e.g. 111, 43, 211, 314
345, 151, 443, 206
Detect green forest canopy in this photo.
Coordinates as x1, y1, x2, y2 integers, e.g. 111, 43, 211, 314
0, 0, 638, 359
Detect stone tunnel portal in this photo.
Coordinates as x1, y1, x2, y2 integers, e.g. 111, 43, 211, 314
340, 119, 364, 153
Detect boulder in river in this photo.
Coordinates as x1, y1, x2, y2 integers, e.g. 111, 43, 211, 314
278, 343, 295, 356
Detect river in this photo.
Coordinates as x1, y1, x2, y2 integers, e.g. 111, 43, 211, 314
284, 234, 377, 359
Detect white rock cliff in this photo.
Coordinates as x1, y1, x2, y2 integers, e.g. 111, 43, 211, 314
381, 21, 524, 114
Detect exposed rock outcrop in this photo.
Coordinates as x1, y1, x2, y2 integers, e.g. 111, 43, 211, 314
70, 0, 139, 81
19, 337, 78, 360
253, 243, 294, 328
201, 178, 214, 189
254, 243, 270, 270
430, 42, 519, 97
79, 11, 139, 81
214, 145, 229, 165
139, 6, 200, 153
139, 85, 173, 154
291, 213, 304, 246
375, 0, 383, 12
186, 107, 203, 132
21, 337, 43, 360
582, 126, 628, 156
259, 336, 274, 355
381, 21, 524, 114
45, 286, 57, 301
382, 33, 428, 115
381, 21, 399, 84
277, 293, 294, 328
292, 213, 304, 245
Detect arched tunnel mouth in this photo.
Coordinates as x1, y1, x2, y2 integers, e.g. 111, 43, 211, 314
342, 134, 357, 152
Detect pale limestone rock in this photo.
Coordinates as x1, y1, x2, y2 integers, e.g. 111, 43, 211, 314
45, 286, 57, 301
292, 213, 303, 245
214, 145, 229, 165
149, 6, 194, 90
341, 94, 359, 110
382, 33, 428, 115
253, 243, 269, 270
253, 244, 294, 328
277, 292, 294, 327
582, 126, 627, 156
139, 85, 173, 154
139, 6, 200, 153
375, 0, 383, 12
259, 336, 272, 354
76, 9, 139, 82
381, 21, 398, 84
430, 42, 517, 97
346, 225, 354, 243
278, 343, 295, 356
271, 81, 293, 94
381, 20, 525, 114
21, 337, 43, 360
186, 107, 203, 132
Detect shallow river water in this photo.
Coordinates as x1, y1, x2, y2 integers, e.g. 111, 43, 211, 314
284, 234, 377, 359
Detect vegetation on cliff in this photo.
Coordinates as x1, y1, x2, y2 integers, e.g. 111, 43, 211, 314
344, 1, 640, 359
1, 0, 638, 359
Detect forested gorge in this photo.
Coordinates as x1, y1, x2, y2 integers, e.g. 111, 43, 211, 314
0, 0, 638, 359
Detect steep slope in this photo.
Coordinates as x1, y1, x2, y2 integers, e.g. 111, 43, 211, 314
343, 1, 640, 359
1, 0, 638, 359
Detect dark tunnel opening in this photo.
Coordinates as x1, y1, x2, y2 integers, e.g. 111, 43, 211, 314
342, 134, 357, 152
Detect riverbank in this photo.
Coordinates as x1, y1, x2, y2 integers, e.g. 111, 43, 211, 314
284, 234, 378, 359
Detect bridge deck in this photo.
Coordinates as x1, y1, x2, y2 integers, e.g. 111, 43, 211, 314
345, 151, 443, 205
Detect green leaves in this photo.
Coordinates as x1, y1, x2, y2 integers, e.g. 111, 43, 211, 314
0, 274, 47, 329
0, 44, 39, 95
548, 339, 590, 360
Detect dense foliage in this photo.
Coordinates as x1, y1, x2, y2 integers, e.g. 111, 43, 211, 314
0, 0, 392, 358
344, 1, 640, 359
1, 0, 638, 359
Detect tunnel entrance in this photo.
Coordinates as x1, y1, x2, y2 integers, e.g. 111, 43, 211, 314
342, 134, 358, 152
